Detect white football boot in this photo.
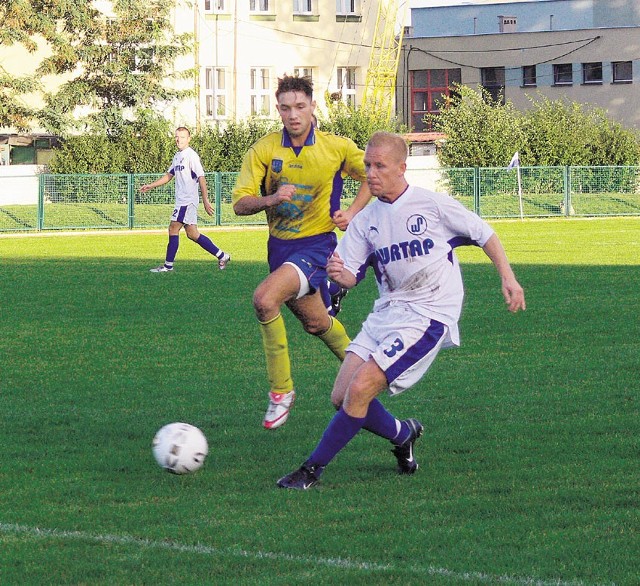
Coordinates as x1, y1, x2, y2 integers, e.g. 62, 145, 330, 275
263, 390, 295, 429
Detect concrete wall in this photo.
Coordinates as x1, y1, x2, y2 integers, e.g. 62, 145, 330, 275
0, 166, 42, 205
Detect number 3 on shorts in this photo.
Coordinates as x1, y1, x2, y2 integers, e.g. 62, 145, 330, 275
383, 337, 404, 358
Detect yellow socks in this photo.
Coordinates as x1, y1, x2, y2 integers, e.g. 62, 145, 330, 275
259, 314, 350, 394
259, 313, 293, 394
317, 316, 350, 361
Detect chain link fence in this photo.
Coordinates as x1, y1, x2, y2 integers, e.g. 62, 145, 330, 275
1, 166, 639, 232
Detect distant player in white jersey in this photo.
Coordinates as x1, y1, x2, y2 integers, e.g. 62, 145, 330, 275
278, 131, 526, 489
141, 127, 230, 272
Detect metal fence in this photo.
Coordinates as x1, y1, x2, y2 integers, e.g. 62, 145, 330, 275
1, 166, 639, 232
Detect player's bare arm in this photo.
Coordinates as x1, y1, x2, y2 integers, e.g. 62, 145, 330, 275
332, 182, 372, 231
199, 176, 214, 216
327, 252, 357, 289
233, 184, 296, 216
140, 173, 172, 193
481, 234, 526, 313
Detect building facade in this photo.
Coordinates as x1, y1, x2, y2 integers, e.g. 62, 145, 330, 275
1, 0, 383, 163
183, 0, 378, 127
399, 0, 640, 131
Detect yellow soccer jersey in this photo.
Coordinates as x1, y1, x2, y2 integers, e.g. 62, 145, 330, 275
232, 127, 366, 240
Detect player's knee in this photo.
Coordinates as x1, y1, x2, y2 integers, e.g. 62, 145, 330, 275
330, 388, 345, 409
347, 373, 382, 407
252, 288, 278, 320
304, 314, 332, 336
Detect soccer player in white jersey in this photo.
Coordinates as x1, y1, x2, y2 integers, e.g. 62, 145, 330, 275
141, 127, 230, 272
278, 132, 526, 489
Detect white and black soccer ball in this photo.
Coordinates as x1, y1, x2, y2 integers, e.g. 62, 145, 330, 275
152, 422, 208, 475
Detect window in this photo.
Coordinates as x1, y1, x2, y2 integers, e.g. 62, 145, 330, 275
612, 61, 633, 83
522, 65, 537, 87
582, 62, 603, 84
250, 68, 271, 116
481, 67, 505, 104
553, 63, 573, 85
336, 0, 357, 15
294, 0, 312, 13
204, 0, 226, 11
337, 67, 357, 106
205, 67, 227, 119
132, 48, 154, 74
294, 67, 313, 82
410, 69, 461, 131
250, 0, 269, 11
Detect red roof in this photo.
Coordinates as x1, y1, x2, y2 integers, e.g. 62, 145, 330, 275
403, 132, 446, 143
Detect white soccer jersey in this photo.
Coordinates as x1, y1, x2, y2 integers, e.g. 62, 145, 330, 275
168, 147, 205, 206
337, 186, 495, 346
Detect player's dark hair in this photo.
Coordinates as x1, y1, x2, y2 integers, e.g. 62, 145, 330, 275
276, 75, 313, 100
175, 126, 191, 136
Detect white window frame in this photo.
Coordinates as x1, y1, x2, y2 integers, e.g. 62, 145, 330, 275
250, 67, 271, 117
205, 67, 227, 119
293, 67, 313, 82
204, 0, 227, 12
294, 0, 313, 14
336, 0, 357, 15
250, 0, 269, 12
337, 67, 357, 106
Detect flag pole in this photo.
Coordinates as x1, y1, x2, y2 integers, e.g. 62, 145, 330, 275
517, 165, 523, 220
507, 151, 523, 220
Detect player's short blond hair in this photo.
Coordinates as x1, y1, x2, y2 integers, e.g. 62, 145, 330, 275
367, 132, 409, 162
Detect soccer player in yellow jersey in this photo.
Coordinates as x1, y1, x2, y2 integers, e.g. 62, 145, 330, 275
232, 75, 371, 429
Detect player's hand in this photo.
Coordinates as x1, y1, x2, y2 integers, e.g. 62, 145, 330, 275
332, 209, 354, 231
270, 184, 296, 206
140, 184, 151, 193
204, 201, 214, 216
502, 277, 526, 313
327, 251, 345, 281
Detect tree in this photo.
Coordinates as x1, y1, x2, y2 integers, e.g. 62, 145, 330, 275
0, 0, 55, 130
37, 0, 193, 137
429, 84, 639, 168
522, 95, 640, 167
192, 118, 281, 172
427, 84, 526, 168
0, 0, 192, 137
317, 94, 408, 150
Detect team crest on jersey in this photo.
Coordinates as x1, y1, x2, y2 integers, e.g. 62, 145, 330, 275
407, 214, 428, 236
271, 159, 283, 173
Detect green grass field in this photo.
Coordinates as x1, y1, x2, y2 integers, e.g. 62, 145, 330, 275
1, 218, 638, 585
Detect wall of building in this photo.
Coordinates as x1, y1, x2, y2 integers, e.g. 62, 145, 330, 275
398, 25, 640, 130
411, 0, 640, 38
181, 0, 378, 127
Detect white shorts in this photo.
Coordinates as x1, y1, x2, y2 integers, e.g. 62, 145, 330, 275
171, 203, 198, 226
347, 303, 451, 395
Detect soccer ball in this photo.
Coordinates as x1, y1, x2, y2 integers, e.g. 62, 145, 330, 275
152, 422, 208, 475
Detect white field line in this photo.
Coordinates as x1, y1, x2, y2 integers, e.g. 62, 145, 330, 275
0, 522, 611, 586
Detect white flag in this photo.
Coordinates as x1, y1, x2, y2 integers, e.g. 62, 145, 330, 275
507, 151, 520, 170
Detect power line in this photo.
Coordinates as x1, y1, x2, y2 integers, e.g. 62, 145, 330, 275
418, 36, 601, 54
405, 36, 601, 70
